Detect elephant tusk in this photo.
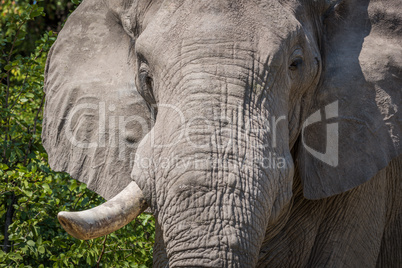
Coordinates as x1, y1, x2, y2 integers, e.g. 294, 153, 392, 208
57, 181, 148, 240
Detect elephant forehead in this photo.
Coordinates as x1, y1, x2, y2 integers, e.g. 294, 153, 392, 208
142, 0, 299, 43
136, 0, 301, 74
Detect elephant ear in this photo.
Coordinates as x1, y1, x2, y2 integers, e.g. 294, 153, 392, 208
298, 0, 402, 199
42, 0, 152, 200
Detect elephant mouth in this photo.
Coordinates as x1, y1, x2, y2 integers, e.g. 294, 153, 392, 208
57, 181, 147, 240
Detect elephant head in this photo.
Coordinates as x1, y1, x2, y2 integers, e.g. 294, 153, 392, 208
43, 0, 401, 266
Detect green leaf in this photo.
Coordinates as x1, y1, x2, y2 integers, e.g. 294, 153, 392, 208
0, 163, 9, 170
30, 8, 44, 19
38, 246, 45, 254
141, 214, 153, 226
86, 254, 92, 266
42, 183, 51, 194
23, 190, 33, 197
8, 253, 23, 261
27, 240, 35, 247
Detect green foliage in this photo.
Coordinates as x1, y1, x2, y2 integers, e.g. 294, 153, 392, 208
1, 1, 155, 267
0, 0, 82, 56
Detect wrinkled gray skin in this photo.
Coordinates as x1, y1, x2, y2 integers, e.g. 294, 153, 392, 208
42, 0, 401, 267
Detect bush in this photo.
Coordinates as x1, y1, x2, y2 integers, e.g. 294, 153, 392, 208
0, 1, 155, 267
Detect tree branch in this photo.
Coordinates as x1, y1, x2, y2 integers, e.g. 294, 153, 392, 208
2, 193, 16, 253
23, 94, 45, 165
97, 235, 108, 268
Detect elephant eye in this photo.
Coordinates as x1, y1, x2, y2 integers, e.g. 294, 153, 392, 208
138, 62, 156, 105
289, 48, 304, 72
289, 58, 303, 71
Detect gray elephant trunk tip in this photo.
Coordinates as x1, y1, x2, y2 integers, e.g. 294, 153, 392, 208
57, 181, 148, 240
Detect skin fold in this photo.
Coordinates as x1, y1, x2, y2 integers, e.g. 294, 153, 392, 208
42, 0, 401, 267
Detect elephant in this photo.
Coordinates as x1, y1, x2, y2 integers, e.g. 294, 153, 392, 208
42, 0, 402, 267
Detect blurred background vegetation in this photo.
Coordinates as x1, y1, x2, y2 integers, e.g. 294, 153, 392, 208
0, 1, 155, 267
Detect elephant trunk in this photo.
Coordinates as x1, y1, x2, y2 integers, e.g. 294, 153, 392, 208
57, 181, 147, 240
131, 76, 292, 266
